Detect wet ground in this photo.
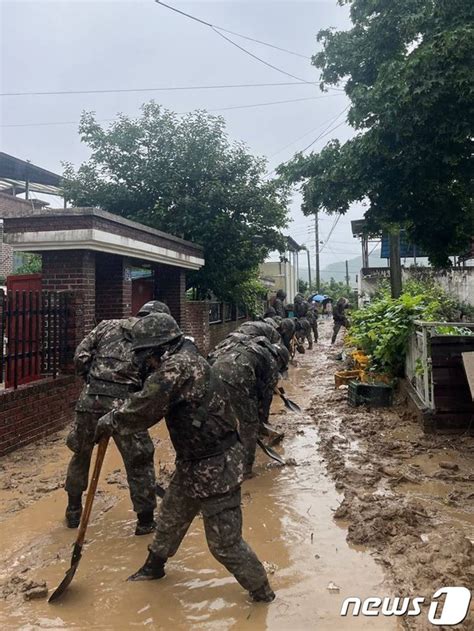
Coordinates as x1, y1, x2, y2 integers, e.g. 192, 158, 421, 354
0, 320, 472, 629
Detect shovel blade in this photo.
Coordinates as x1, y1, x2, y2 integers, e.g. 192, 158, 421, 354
285, 398, 302, 414
48, 544, 83, 603
257, 439, 286, 465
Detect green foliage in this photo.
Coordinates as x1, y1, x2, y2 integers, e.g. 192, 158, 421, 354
298, 278, 309, 294
63, 103, 289, 302
14, 253, 42, 275
317, 277, 357, 306
279, 0, 474, 266
348, 280, 463, 375
433, 325, 474, 336
235, 274, 267, 318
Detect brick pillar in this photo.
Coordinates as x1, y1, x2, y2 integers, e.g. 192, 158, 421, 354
42, 250, 96, 347
95, 253, 132, 322
185, 301, 210, 355
154, 265, 188, 329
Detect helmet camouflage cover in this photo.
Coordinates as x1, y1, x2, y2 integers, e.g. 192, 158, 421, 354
137, 300, 171, 317
131, 313, 182, 351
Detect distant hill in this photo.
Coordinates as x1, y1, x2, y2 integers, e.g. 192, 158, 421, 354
299, 249, 383, 288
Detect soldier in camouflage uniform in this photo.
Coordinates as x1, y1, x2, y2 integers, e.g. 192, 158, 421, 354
306, 299, 319, 343
273, 289, 287, 318
209, 335, 288, 478
94, 313, 275, 602
294, 294, 313, 350
64, 301, 170, 535
331, 297, 351, 344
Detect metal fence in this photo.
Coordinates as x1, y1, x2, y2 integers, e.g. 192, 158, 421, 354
0, 289, 70, 389
208, 302, 248, 325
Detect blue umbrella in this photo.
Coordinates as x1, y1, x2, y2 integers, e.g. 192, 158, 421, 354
310, 294, 331, 303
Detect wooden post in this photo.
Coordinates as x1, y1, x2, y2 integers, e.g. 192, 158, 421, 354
389, 229, 402, 298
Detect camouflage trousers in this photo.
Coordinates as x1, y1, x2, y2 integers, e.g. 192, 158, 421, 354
65, 410, 157, 514
240, 418, 259, 476
310, 320, 318, 342
150, 478, 269, 593
331, 318, 349, 344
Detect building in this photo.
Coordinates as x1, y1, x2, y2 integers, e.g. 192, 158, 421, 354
259, 237, 302, 303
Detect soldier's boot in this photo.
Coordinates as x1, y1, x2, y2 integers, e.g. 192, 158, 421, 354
250, 580, 275, 603
308, 341, 314, 350
135, 511, 157, 536
65, 494, 82, 529
127, 549, 166, 581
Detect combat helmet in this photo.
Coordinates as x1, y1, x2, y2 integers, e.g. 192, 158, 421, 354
137, 300, 171, 316
132, 313, 183, 351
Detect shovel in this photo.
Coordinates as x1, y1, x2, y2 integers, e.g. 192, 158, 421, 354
257, 438, 286, 465
49, 436, 109, 603
274, 387, 302, 414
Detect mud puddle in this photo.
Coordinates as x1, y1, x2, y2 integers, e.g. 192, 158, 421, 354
0, 327, 399, 630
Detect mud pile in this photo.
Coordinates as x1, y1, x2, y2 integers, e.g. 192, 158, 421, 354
307, 332, 474, 628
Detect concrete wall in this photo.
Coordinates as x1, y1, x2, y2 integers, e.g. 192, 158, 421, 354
359, 266, 474, 306
0, 221, 13, 280
260, 259, 297, 302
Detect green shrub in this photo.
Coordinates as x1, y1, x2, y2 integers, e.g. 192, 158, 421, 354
348, 280, 469, 376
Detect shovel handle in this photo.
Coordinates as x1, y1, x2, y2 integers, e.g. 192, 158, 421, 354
76, 436, 109, 548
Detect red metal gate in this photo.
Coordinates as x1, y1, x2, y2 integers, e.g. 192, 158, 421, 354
5, 275, 42, 388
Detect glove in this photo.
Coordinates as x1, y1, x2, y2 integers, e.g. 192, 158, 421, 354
94, 411, 118, 443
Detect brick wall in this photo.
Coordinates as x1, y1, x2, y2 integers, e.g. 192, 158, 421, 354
155, 264, 188, 330
209, 319, 245, 351
0, 375, 82, 457
42, 250, 96, 344
185, 301, 210, 355
185, 301, 247, 355
95, 253, 132, 321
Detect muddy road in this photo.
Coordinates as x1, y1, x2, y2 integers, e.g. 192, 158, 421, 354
0, 320, 472, 629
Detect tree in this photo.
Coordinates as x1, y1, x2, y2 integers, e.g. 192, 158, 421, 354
14, 253, 42, 275
63, 103, 289, 302
317, 277, 357, 306
280, 1, 474, 267
298, 278, 309, 294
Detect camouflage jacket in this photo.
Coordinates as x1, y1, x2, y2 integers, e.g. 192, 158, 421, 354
114, 339, 241, 498
333, 301, 349, 323
74, 317, 141, 411
209, 337, 279, 426
306, 305, 318, 324
273, 297, 287, 318
278, 317, 296, 350
294, 300, 309, 319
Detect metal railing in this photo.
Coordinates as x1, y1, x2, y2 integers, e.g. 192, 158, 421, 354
209, 302, 223, 324
405, 320, 474, 410
0, 289, 70, 389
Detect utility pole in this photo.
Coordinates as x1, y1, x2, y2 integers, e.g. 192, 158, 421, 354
389, 229, 402, 298
306, 247, 312, 290
315, 210, 320, 292
345, 260, 350, 289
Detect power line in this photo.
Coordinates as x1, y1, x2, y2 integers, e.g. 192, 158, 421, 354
154, 0, 310, 59
265, 107, 349, 178
0, 81, 313, 98
211, 27, 315, 85
1, 95, 341, 129
154, 1, 317, 86
319, 214, 342, 253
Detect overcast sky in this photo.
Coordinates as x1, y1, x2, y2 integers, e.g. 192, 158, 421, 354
1, 0, 369, 276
